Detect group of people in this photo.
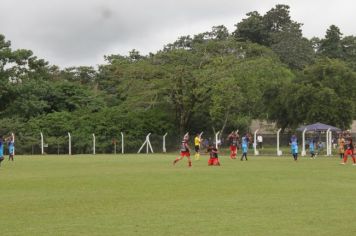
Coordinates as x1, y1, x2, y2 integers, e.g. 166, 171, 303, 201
173, 131, 355, 167
0, 136, 15, 167
305, 132, 355, 164
173, 131, 253, 167
291, 132, 355, 163
226, 131, 251, 161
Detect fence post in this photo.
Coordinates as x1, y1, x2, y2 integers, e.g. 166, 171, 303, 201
147, 133, 153, 153
254, 129, 259, 155
326, 128, 331, 156
121, 132, 124, 154
215, 131, 220, 149
329, 130, 333, 156
92, 134, 96, 155
68, 132, 71, 155
40, 132, 44, 155
11, 133, 15, 156
277, 128, 282, 156
302, 128, 307, 156
138, 133, 153, 154
163, 133, 168, 153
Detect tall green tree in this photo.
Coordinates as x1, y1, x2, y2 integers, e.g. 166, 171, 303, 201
319, 25, 343, 58
341, 35, 356, 70
233, 11, 265, 44
233, 5, 314, 70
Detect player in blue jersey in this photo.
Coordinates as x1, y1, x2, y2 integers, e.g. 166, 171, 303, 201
290, 135, 298, 161
7, 136, 14, 161
0, 136, 4, 166
309, 138, 316, 159
240, 134, 249, 161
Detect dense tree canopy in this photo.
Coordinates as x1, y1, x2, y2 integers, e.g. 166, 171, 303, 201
0, 4, 355, 154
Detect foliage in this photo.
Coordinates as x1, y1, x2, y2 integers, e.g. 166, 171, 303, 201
233, 4, 315, 69
264, 58, 356, 130
1, 4, 356, 153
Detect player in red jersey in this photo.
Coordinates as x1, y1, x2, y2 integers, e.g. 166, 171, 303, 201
340, 137, 355, 165
227, 131, 239, 159
173, 133, 192, 167
207, 145, 220, 166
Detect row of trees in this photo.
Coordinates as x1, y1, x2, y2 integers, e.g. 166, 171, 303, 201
0, 4, 355, 154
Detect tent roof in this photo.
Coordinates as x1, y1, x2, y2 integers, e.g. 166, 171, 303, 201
297, 122, 341, 132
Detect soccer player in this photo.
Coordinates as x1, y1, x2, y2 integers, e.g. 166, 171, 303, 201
207, 145, 220, 166
0, 137, 4, 167
340, 137, 355, 165
240, 134, 249, 161
227, 131, 238, 159
173, 134, 192, 167
309, 139, 316, 159
337, 133, 345, 159
194, 133, 202, 160
7, 136, 14, 161
290, 134, 298, 161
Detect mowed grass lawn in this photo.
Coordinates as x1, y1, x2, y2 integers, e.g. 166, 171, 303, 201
1, 154, 356, 236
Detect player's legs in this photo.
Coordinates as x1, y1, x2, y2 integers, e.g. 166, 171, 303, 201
342, 150, 353, 164
187, 155, 192, 167
173, 152, 185, 165
241, 146, 247, 160
213, 158, 220, 166
230, 146, 237, 159
0, 156, 4, 166
342, 154, 347, 164
292, 149, 297, 161
194, 146, 200, 160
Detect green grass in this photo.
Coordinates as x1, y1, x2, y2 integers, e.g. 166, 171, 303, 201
1, 154, 356, 236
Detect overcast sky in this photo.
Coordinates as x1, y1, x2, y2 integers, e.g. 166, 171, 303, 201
1, 0, 355, 68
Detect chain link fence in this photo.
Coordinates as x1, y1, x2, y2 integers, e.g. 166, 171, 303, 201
6, 131, 356, 156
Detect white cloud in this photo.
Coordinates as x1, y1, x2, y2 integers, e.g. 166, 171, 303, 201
0, 0, 355, 67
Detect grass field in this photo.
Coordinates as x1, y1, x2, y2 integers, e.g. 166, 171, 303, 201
1, 154, 356, 236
